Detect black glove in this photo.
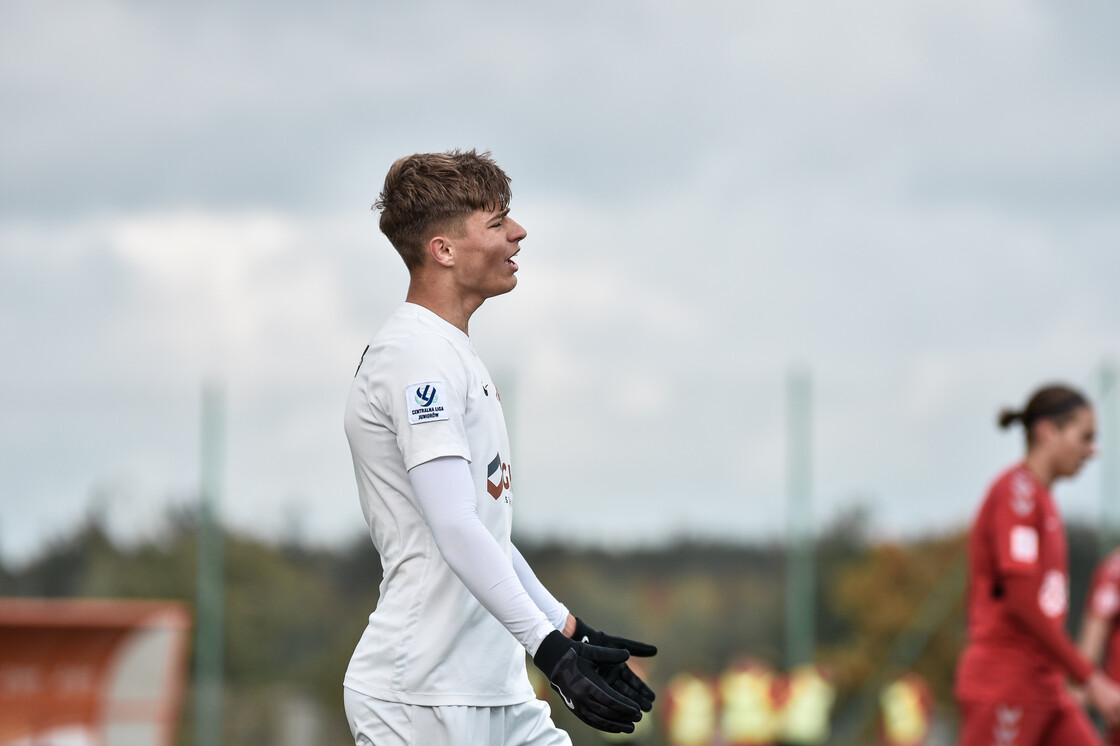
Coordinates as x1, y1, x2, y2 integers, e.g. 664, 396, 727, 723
532, 630, 642, 733
573, 618, 657, 711
573, 617, 658, 657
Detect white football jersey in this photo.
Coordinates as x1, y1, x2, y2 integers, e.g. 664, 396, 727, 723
343, 303, 533, 706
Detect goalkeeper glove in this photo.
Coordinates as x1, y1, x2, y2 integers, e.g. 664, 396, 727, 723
533, 630, 642, 733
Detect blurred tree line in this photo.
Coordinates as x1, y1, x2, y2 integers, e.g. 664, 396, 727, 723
0, 505, 1106, 746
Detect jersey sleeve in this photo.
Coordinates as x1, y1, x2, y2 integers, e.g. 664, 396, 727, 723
988, 474, 1043, 578
373, 333, 473, 470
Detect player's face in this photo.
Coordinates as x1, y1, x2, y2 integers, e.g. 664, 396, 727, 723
1051, 406, 1097, 479
451, 206, 526, 302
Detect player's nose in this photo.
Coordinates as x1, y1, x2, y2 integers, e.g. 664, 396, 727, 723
507, 217, 527, 243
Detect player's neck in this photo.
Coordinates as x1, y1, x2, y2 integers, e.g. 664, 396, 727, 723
1023, 451, 1056, 489
405, 278, 480, 336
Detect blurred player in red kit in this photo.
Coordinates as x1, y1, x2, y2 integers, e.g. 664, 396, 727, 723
955, 383, 1120, 745
1079, 547, 1120, 743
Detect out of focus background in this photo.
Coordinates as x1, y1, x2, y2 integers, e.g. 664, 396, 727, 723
2, 0, 1118, 744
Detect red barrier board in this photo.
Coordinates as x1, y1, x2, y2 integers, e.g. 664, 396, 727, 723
0, 599, 191, 746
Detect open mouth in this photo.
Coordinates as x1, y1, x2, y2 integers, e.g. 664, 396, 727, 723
506, 253, 519, 270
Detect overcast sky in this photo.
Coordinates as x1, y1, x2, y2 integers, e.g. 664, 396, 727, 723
2, 0, 1118, 565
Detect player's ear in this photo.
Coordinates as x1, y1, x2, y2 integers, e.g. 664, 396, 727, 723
427, 235, 455, 268
1033, 418, 1056, 446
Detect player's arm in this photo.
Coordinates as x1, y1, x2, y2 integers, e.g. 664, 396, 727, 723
1073, 613, 1112, 712
511, 543, 656, 711
509, 541, 657, 659
1079, 566, 1120, 665
1076, 565, 1120, 720
510, 543, 570, 630
409, 456, 643, 732
1079, 612, 1111, 666
409, 456, 552, 651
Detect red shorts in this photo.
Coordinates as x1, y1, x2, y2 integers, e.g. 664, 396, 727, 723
957, 697, 1101, 746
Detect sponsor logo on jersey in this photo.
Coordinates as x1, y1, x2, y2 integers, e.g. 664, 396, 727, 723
406, 381, 450, 424
1009, 525, 1038, 564
992, 705, 1021, 745
1038, 569, 1067, 618
1010, 471, 1035, 516
486, 452, 512, 501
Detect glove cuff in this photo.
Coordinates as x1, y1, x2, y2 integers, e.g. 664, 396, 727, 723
532, 629, 571, 678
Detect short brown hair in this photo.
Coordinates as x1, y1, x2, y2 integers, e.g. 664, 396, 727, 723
373, 150, 512, 270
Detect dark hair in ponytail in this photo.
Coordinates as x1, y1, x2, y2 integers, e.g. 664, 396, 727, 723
998, 383, 1090, 444
997, 408, 1022, 429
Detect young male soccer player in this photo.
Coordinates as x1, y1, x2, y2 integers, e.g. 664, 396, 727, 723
342, 150, 656, 746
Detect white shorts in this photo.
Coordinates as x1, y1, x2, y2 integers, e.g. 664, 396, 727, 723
343, 687, 572, 746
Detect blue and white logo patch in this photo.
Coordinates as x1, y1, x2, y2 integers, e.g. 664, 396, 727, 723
407, 381, 449, 424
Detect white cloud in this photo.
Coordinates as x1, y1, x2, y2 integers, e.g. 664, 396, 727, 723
1, 0, 1119, 561
0, 209, 385, 561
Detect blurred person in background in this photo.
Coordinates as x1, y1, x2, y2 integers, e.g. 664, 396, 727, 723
1078, 547, 1120, 744
955, 383, 1120, 745
342, 150, 656, 746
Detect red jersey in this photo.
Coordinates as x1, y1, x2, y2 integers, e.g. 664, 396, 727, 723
1086, 548, 1120, 682
956, 463, 1090, 704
